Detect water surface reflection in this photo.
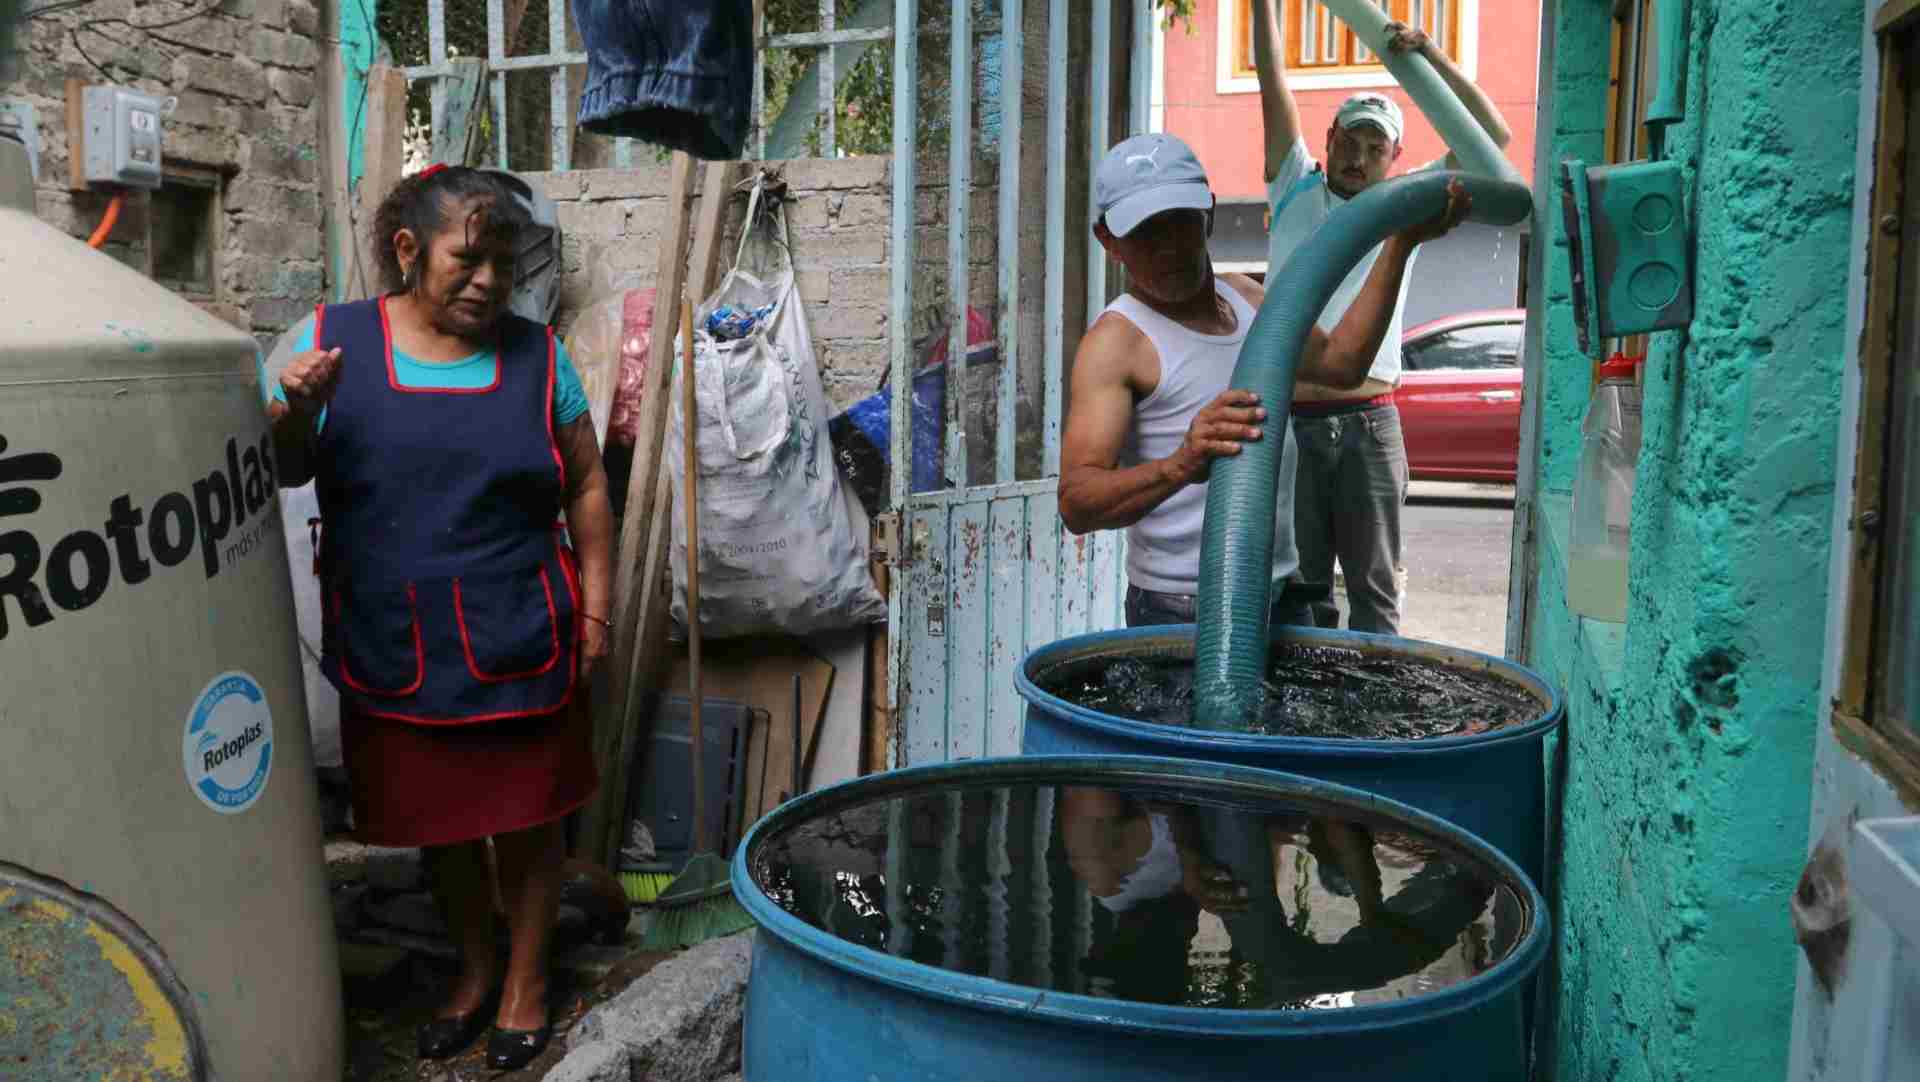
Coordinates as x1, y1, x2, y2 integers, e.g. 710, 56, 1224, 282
750, 780, 1525, 1009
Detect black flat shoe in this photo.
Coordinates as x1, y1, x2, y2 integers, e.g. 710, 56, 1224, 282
485, 1021, 552, 1071
416, 1009, 490, 1060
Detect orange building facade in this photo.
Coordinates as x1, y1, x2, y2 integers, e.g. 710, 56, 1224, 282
1159, 0, 1542, 201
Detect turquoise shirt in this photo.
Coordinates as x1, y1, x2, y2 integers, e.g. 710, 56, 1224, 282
259, 313, 590, 432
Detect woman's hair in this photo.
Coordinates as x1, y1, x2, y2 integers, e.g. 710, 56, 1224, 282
371, 166, 534, 294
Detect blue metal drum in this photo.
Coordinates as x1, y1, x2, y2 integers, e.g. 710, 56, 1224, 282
732, 756, 1549, 1082
1017, 626, 1563, 884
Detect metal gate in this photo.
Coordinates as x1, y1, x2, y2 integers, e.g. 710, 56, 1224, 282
883, 0, 1154, 768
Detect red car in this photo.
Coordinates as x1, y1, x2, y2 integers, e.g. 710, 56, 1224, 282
1393, 308, 1525, 484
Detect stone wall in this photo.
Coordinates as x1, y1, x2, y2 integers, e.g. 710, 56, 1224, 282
1525, 2, 1862, 1080
3, 0, 328, 352
525, 156, 1008, 419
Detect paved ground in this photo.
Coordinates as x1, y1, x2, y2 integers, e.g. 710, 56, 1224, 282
1323, 481, 1516, 656
1398, 481, 1516, 656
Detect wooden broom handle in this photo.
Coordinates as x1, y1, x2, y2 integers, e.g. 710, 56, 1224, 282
681, 294, 707, 853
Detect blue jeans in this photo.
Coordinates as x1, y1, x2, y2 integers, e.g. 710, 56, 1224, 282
1124, 584, 1320, 631
572, 0, 752, 159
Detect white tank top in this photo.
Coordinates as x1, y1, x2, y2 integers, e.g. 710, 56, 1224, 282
1109, 279, 1299, 595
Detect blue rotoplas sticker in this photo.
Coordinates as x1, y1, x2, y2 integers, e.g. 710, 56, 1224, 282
182, 671, 274, 815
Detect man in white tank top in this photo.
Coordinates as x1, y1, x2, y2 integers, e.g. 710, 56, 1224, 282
1059, 133, 1467, 629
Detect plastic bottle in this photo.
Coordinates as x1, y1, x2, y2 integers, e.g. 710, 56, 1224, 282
1567, 353, 1643, 622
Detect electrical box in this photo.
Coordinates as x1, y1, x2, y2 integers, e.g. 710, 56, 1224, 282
1560, 158, 1693, 356
0, 99, 39, 183
79, 84, 172, 190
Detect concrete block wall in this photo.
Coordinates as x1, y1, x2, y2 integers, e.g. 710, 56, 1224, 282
1525, 2, 1863, 1080
524, 156, 1005, 418
2, 0, 328, 351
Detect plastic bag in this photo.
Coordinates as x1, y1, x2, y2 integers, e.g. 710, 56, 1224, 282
668, 176, 885, 637
562, 269, 655, 448
608, 289, 657, 447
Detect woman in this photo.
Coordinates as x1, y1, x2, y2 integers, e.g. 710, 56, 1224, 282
264, 165, 614, 1069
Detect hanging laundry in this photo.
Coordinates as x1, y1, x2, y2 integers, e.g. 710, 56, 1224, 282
572, 0, 753, 160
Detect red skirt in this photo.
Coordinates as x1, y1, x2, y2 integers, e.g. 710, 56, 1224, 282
340, 700, 600, 848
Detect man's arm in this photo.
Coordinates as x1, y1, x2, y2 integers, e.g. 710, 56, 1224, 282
1296, 180, 1471, 389
1252, 0, 1302, 184
1058, 316, 1267, 534
1386, 23, 1511, 166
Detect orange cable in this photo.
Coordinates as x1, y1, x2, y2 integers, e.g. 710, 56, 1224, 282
87, 193, 123, 249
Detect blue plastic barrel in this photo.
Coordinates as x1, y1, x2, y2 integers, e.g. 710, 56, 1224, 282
1016, 626, 1564, 884
733, 755, 1548, 1082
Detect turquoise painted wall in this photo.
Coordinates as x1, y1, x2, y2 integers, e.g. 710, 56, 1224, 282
334, 0, 379, 302
1526, 1, 1862, 1079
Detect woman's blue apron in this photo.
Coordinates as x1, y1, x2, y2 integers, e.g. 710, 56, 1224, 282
313, 297, 578, 724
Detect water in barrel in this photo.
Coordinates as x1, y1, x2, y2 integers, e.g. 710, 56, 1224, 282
749, 779, 1530, 1010
1034, 642, 1546, 739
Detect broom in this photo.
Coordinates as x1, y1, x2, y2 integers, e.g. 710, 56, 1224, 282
642, 294, 753, 949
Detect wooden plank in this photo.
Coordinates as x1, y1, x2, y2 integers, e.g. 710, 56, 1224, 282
1877, 0, 1920, 34
1831, 710, 1920, 812
1837, 30, 1910, 721
432, 57, 490, 167
864, 520, 894, 775
985, 496, 1027, 757
904, 504, 951, 765
947, 502, 991, 760
349, 64, 409, 301
613, 160, 743, 817
863, 620, 891, 774
663, 638, 835, 818
588, 156, 739, 865
578, 152, 695, 864
64, 79, 84, 192
686, 162, 742, 312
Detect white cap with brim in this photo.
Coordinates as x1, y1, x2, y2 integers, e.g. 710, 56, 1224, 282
1335, 92, 1405, 145
1096, 133, 1216, 237
1103, 182, 1215, 238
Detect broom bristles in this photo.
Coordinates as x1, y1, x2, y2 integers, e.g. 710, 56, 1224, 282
638, 852, 752, 950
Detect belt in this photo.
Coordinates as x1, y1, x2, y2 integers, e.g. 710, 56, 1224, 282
1291, 392, 1395, 418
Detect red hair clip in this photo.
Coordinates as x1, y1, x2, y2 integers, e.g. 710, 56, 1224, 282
417, 163, 448, 180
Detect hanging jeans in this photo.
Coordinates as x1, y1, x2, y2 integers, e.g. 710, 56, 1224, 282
572, 0, 752, 160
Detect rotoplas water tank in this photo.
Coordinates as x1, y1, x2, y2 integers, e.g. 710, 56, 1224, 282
0, 134, 342, 1080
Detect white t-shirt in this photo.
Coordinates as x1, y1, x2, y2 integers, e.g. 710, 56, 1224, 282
1264, 137, 1434, 388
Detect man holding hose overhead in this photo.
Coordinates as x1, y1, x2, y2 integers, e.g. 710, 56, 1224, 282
1058, 132, 1467, 629
1253, 0, 1513, 635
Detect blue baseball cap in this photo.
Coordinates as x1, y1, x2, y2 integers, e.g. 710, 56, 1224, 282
1095, 133, 1215, 237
